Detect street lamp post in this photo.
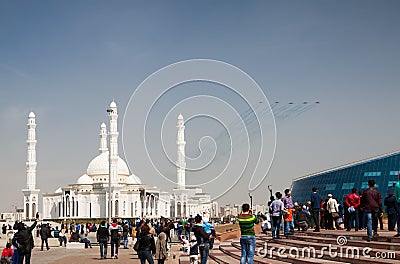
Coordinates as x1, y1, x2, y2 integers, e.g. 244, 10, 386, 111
108, 146, 112, 224
107, 108, 113, 224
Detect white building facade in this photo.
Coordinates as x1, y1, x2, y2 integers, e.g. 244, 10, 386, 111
42, 101, 170, 220
38, 102, 217, 220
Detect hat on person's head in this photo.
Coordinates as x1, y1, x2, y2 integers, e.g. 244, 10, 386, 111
387, 188, 395, 195
327, 194, 333, 197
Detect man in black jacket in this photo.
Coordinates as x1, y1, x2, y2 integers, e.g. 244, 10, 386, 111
96, 221, 109, 259
310, 187, 322, 232
39, 224, 51, 251
12, 219, 37, 264
192, 215, 211, 264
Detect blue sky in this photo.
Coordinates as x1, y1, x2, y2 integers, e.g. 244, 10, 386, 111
1, 0, 400, 211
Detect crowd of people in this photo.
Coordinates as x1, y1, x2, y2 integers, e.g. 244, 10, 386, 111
0, 215, 217, 264
237, 174, 400, 264
3, 174, 400, 264
256, 177, 400, 243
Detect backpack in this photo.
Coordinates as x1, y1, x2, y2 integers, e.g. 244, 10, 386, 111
111, 228, 120, 240
122, 225, 129, 236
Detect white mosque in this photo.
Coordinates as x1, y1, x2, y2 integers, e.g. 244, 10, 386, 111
23, 100, 218, 220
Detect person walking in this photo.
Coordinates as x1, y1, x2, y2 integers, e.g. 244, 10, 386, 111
137, 225, 156, 264
192, 215, 211, 264
96, 221, 109, 259
394, 173, 400, 237
39, 223, 51, 251
122, 222, 129, 249
310, 187, 322, 232
12, 219, 37, 264
109, 219, 123, 259
238, 203, 259, 264
384, 189, 398, 231
155, 232, 167, 264
345, 188, 360, 231
269, 192, 284, 239
360, 179, 383, 242
326, 194, 340, 230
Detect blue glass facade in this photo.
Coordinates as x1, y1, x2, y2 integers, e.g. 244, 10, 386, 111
291, 151, 400, 205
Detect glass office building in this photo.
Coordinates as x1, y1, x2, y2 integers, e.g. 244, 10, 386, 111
291, 150, 400, 204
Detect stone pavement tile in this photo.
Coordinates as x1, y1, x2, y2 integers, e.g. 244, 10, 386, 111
31, 245, 182, 264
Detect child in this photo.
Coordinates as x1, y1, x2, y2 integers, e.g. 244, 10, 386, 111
1, 243, 13, 264
283, 208, 295, 237
202, 221, 215, 249
261, 215, 271, 235
189, 235, 199, 264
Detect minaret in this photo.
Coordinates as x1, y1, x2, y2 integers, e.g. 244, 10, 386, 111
99, 122, 108, 153
176, 114, 186, 189
22, 112, 40, 220
108, 101, 118, 185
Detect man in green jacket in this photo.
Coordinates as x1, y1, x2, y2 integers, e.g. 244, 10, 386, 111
238, 203, 259, 264
394, 173, 400, 237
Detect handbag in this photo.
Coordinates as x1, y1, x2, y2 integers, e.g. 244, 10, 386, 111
133, 238, 140, 252
332, 212, 340, 219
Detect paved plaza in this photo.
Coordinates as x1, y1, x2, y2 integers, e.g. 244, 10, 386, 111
32, 246, 181, 264
0, 231, 182, 264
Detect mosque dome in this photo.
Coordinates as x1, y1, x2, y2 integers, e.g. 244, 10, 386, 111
29, 112, 35, 118
126, 174, 142, 185
86, 151, 130, 176
77, 174, 93, 185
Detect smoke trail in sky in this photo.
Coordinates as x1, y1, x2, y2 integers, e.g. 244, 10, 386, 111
285, 104, 316, 120
278, 103, 308, 120
212, 101, 319, 159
